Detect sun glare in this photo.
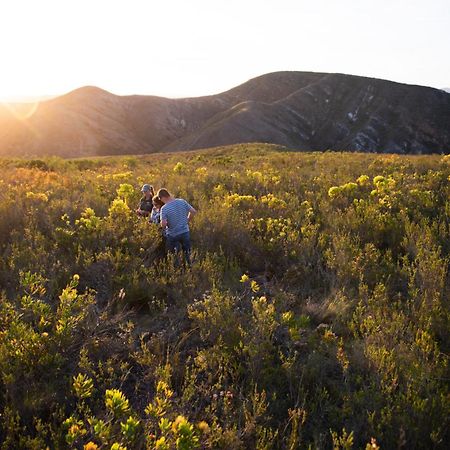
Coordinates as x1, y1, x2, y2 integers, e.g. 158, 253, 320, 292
1, 101, 40, 120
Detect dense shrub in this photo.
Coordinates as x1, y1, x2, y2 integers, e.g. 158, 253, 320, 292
0, 145, 448, 449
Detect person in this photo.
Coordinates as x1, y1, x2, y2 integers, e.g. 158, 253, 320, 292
149, 195, 164, 226
157, 188, 196, 265
136, 184, 154, 217
147, 195, 167, 262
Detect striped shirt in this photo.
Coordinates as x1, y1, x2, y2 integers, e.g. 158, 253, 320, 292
160, 198, 194, 237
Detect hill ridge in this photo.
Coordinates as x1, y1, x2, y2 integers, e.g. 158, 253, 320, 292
1, 71, 449, 157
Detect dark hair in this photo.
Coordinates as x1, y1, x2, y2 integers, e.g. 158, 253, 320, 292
157, 188, 171, 199
152, 195, 164, 208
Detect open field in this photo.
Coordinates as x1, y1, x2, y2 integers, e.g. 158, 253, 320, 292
0, 144, 449, 449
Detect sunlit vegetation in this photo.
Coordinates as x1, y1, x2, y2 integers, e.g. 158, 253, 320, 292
0, 144, 448, 449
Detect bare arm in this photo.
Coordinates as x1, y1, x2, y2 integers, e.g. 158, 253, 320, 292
160, 206, 167, 228
187, 207, 197, 222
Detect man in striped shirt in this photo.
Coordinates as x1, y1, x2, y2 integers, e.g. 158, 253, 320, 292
157, 188, 197, 265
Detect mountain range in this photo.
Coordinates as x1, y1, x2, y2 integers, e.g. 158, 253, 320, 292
1, 71, 449, 157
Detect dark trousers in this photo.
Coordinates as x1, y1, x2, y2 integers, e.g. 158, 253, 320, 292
166, 232, 191, 266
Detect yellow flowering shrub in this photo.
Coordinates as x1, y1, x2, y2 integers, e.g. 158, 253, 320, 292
223, 193, 257, 208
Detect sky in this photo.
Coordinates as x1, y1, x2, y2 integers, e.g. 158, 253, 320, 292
0, 0, 449, 101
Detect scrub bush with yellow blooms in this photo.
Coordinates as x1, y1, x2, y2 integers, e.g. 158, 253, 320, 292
260, 193, 287, 209
173, 162, 185, 173
223, 192, 257, 208
26, 191, 49, 202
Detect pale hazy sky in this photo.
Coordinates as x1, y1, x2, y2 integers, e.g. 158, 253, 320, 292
0, 0, 449, 101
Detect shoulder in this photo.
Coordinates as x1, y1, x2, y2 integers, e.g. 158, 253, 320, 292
161, 203, 171, 214
170, 198, 184, 207
180, 198, 193, 209
176, 198, 189, 206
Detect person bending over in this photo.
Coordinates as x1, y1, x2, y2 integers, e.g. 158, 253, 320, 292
157, 188, 196, 265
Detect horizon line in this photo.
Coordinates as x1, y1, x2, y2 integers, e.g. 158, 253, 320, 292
2, 70, 449, 104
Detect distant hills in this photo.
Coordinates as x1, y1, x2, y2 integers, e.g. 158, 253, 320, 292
1, 72, 449, 157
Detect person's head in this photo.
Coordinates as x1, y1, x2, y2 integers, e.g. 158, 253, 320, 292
152, 195, 164, 209
141, 184, 154, 198
157, 188, 171, 204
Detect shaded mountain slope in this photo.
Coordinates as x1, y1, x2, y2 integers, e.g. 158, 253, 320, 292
0, 71, 449, 157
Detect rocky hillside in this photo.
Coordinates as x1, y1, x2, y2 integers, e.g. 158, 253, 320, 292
1, 72, 449, 157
